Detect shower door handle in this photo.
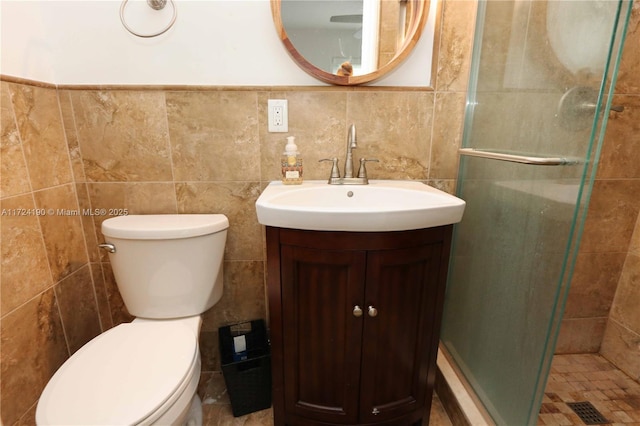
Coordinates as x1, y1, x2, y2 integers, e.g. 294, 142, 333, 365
459, 148, 580, 166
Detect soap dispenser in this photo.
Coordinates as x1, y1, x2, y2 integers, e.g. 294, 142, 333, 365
281, 136, 303, 185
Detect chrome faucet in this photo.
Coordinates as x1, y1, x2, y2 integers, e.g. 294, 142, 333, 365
344, 124, 357, 178
319, 124, 379, 185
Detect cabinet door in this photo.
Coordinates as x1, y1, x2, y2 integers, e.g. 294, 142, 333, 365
280, 244, 367, 425
359, 244, 442, 424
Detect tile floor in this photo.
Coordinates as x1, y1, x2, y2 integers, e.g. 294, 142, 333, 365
198, 372, 453, 425
538, 354, 640, 425
197, 353, 640, 425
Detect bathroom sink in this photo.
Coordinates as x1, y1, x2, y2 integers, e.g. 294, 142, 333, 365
255, 180, 466, 232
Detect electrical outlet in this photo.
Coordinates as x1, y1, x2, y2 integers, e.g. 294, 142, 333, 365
273, 106, 283, 126
268, 99, 288, 132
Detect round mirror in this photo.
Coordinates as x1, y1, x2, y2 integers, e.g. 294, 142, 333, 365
271, 0, 430, 85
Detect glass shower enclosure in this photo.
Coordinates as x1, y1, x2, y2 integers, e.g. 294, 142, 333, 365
440, 1, 633, 424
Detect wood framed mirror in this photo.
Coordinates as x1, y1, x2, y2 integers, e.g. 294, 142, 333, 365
271, 0, 431, 85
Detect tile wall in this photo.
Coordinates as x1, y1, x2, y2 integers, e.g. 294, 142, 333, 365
557, 3, 640, 380
1, 82, 103, 424
0, 2, 477, 423
600, 214, 640, 382
592, 4, 640, 382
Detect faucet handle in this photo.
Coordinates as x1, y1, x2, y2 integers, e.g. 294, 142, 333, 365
357, 158, 379, 179
319, 158, 341, 179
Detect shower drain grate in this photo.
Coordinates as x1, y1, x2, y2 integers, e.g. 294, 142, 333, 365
567, 401, 609, 425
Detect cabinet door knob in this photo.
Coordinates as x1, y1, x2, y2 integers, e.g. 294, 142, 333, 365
353, 305, 363, 317
368, 306, 378, 317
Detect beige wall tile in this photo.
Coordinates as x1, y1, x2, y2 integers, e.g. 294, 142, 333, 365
597, 95, 640, 179
564, 252, 626, 319
200, 260, 267, 371
346, 91, 433, 180
430, 92, 465, 180
1, 82, 30, 199
609, 253, 640, 332
471, 1, 513, 92
614, 4, 640, 95
201, 261, 266, 331
16, 404, 36, 425
600, 319, 640, 381
176, 182, 263, 262
33, 184, 88, 282
70, 90, 173, 182
378, 1, 401, 67
88, 182, 178, 260
435, 0, 476, 92
556, 317, 607, 354
58, 90, 86, 183
90, 262, 113, 331
54, 265, 101, 354
0, 289, 68, 425
563, 0, 640, 363
0, 195, 53, 315
101, 262, 134, 326
88, 182, 178, 217
631, 215, 640, 255
1, 143, 31, 199
259, 91, 347, 182
593, 0, 640, 371
76, 183, 100, 263
427, 179, 457, 195
580, 179, 640, 253
166, 91, 260, 181
0, 80, 101, 425
8, 84, 73, 191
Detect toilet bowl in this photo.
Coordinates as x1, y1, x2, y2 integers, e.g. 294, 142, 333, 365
36, 317, 202, 425
36, 214, 229, 425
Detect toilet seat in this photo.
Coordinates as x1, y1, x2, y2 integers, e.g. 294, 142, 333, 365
36, 321, 198, 425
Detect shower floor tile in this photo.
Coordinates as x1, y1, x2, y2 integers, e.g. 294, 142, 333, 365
538, 354, 640, 425
198, 371, 453, 425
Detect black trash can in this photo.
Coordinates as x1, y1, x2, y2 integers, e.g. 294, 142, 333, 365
218, 319, 272, 417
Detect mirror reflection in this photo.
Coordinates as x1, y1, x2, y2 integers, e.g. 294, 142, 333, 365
274, 0, 428, 85
281, 0, 412, 76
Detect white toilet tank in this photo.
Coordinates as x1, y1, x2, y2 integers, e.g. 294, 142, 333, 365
101, 214, 229, 319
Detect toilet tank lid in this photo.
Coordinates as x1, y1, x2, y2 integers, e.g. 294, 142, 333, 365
102, 214, 229, 239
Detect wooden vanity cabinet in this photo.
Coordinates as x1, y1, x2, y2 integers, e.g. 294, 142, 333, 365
266, 226, 453, 426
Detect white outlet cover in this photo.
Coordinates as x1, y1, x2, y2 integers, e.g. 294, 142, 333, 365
268, 99, 288, 132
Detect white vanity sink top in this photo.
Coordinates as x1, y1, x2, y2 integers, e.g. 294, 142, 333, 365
255, 180, 466, 232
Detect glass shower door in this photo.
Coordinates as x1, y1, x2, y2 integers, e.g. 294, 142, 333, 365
439, 1, 632, 425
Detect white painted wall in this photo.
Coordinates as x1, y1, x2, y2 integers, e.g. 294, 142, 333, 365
0, 0, 436, 86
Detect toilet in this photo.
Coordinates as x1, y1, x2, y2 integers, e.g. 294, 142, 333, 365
36, 214, 229, 426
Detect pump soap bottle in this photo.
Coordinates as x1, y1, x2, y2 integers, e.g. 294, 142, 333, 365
281, 136, 303, 185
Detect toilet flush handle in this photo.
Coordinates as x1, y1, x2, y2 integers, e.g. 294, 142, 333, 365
98, 243, 116, 253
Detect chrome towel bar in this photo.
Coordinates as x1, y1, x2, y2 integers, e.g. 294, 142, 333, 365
459, 148, 580, 166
